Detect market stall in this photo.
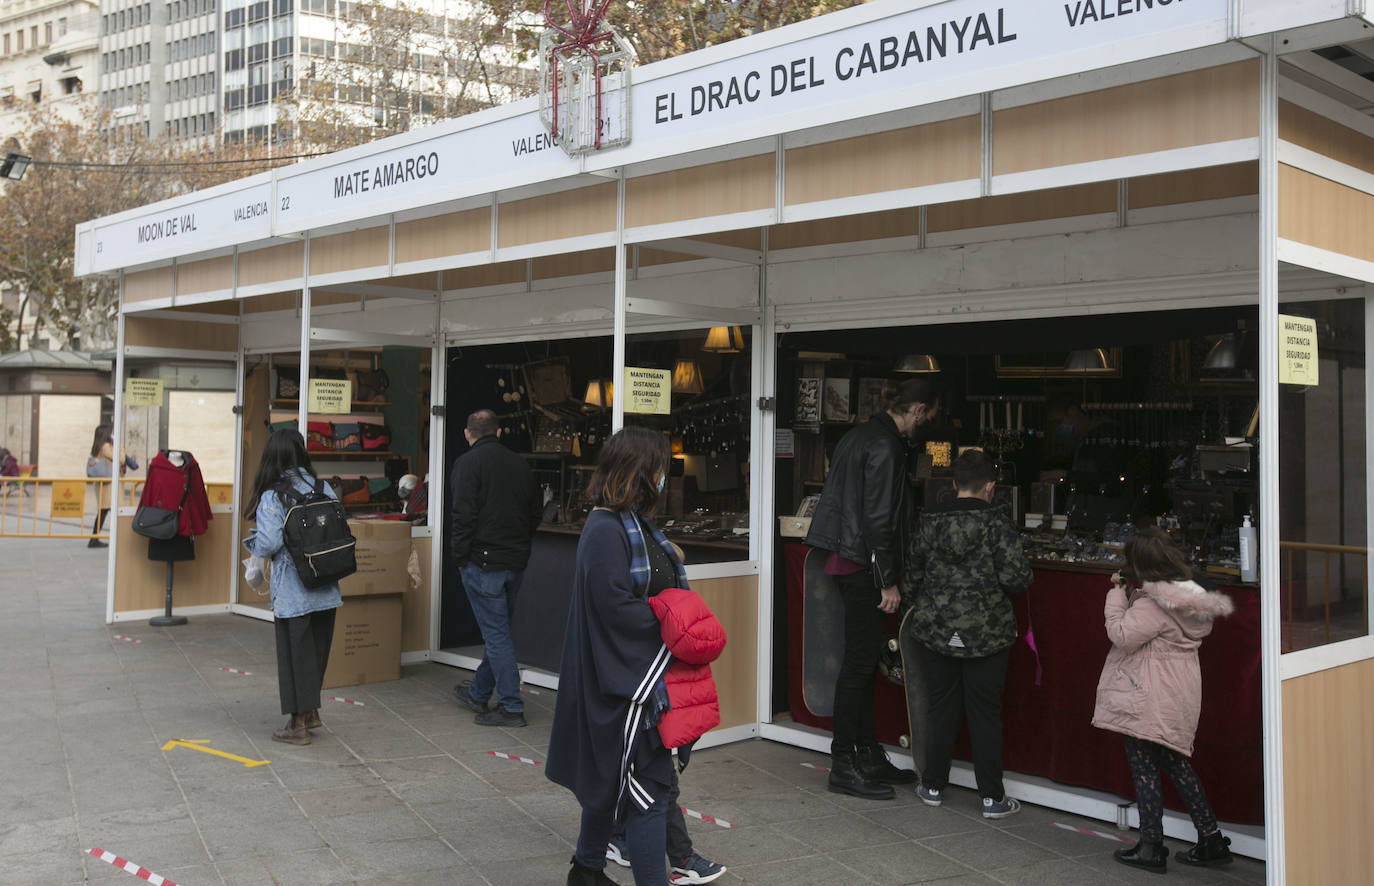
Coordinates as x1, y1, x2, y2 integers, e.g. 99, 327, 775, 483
75, 0, 1374, 879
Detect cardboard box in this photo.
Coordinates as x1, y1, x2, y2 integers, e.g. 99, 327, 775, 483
778, 515, 812, 538
339, 518, 412, 597
322, 593, 402, 689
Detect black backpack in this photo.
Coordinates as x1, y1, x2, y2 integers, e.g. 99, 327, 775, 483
279, 477, 357, 589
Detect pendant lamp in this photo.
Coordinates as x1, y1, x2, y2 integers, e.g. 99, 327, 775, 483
671, 359, 705, 394
702, 325, 744, 353
895, 354, 941, 373
583, 379, 612, 408
1064, 348, 1111, 372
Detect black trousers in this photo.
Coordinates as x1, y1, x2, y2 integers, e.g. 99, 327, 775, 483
920, 646, 1010, 801
1122, 735, 1219, 844
274, 608, 336, 716
831, 571, 885, 751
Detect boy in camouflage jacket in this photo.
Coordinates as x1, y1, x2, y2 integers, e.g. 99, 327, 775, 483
901, 449, 1032, 818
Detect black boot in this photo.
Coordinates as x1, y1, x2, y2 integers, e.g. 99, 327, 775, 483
1176, 830, 1232, 867
1113, 840, 1167, 875
827, 744, 895, 800
856, 741, 917, 784
566, 857, 617, 885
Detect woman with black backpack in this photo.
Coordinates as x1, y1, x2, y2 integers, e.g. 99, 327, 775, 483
244, 429, 345, 746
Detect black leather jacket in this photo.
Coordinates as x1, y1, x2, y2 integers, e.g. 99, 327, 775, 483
804, 412, 908, 589
448, 435, 543, 570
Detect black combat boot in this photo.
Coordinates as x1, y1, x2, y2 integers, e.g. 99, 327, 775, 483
1176, 830, 1233, 867
827, 744, 895, 800
566, 857, 617, 885
1113, 840, 1167, 875
856, 741, 917, 784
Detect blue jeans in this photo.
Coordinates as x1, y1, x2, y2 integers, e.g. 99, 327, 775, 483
574, 793, 669, 886
460, 563, 524, 714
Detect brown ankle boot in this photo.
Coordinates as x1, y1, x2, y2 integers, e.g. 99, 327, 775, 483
305, 709, 322, 730
272, 714, 311, 745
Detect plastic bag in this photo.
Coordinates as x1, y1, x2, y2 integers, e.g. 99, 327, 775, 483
242, 556, 268, 591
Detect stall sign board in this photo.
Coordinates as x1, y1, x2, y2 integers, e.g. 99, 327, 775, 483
625, 367, 671, 414
308, 379, 353, 413
1279, 314, 1319, 386
125, 378, 164, 407
51, 481, 86, 518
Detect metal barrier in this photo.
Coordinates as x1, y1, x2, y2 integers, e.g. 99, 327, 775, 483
1280, 540, 1369, 653
0, 477, 234, 539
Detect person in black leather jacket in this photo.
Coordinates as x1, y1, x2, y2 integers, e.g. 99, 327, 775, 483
804, 377, 940, 799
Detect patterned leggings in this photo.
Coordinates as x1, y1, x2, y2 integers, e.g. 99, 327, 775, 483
1122, 736, 1219, 844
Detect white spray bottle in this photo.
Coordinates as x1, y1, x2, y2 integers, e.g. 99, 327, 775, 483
1239, 514, 1258, 583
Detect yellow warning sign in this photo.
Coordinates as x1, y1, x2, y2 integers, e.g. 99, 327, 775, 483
308, 378, 352, 413
125, 378, 164, 407
1279, 314, 1319, 386
51, 480, 86, 517
624, 367, 670, 415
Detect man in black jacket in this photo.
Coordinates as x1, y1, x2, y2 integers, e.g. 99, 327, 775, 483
804, 377, 940, 799
450, 409, 543, 727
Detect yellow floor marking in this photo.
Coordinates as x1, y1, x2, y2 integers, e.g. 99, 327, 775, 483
161, 738, 269, 768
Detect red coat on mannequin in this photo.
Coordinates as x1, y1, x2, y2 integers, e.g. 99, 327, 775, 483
138, 450, 212, 537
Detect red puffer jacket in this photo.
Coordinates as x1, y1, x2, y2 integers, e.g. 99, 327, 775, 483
648, 587, 727, 749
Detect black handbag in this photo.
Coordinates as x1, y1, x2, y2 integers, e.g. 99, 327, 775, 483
132, 478, 189, 540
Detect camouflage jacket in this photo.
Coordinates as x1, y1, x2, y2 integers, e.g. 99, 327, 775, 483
901, 498, 1033, 658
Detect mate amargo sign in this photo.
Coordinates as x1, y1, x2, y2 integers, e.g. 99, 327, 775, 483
83, 0, 1228, 270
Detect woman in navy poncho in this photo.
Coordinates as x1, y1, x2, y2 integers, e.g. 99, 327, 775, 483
546, 427, 678, 886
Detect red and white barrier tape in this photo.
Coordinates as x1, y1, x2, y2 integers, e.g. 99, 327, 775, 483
800, 762, 830, 773
218, 667, 251, 676
87, 847, 178, 885
486, 750, 541, 766
1052, 822, 1134, 844
112, 635, 141, 644
330, 696, 366, 707
681, 807, 734, 829
520, 687, 542, 695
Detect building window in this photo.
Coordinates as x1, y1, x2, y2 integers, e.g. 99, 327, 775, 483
58, 17, 67, 36
16, 31, 23, 51
44, 22, 52, 44
3, 35, 9, 55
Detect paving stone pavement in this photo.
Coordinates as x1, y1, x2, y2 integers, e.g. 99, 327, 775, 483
0, 539, 1268, 885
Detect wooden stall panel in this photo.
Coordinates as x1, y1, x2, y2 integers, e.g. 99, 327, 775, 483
994, 61, 1259, 176
533, 248, 618, 280
769, 208, 917, 251
786, 115, 980, 206
114, 513, 232, 612
396, 207, 490, 264
237, 242, 304, 289
241, 292, 299, 314
124, 266, 174, 304
403, 536, 432, 654
693, 575, 758, 732
309, 226, 390, 276
442, 260, 528, 291
626, 155, 775, 229
498, 182, 617, 249
928, 181, 1116, 233
237, 364, 270, 609
175, 255, 234, 299
1279, 164, 1374, 264
1280, 101, 1374, 176
1128, 162, 1258, 209
1283, 658, 1374, 884
125, 316, 238, 352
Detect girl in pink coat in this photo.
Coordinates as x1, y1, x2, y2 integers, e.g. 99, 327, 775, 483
1091, 527, 1235, 875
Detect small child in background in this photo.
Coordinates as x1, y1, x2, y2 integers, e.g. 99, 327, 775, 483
1092, 527, 1235, 874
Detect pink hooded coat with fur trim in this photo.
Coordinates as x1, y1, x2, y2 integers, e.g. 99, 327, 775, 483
1091, 579, 1235, 756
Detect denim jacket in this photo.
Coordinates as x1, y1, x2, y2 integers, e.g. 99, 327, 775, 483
244, 468, 343, 619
